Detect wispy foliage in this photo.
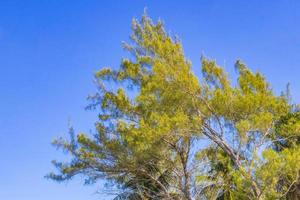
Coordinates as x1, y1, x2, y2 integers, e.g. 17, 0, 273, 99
48, 13, 300, 200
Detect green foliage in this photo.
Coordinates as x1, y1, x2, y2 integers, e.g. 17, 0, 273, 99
48, 13, 300, 200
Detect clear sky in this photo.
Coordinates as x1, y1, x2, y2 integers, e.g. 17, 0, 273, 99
1, 0, 300, 199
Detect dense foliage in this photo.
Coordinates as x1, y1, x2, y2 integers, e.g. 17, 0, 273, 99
48, 14, 300, 200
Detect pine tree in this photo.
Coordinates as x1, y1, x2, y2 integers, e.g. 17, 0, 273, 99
48, 13, 300, 200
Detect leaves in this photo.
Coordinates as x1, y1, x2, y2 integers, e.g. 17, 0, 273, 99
49, 13, 299, 200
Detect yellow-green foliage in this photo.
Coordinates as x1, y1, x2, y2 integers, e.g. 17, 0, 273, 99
49, 14, 299, 200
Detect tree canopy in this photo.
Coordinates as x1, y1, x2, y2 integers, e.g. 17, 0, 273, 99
48, 14, 300, 200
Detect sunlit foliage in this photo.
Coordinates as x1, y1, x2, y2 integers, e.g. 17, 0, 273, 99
48, 13, 300, 200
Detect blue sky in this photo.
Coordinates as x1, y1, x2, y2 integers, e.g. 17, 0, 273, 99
1, 0, 300, 199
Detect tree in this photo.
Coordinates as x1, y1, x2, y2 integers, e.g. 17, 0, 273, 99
48, 13, 300, 200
